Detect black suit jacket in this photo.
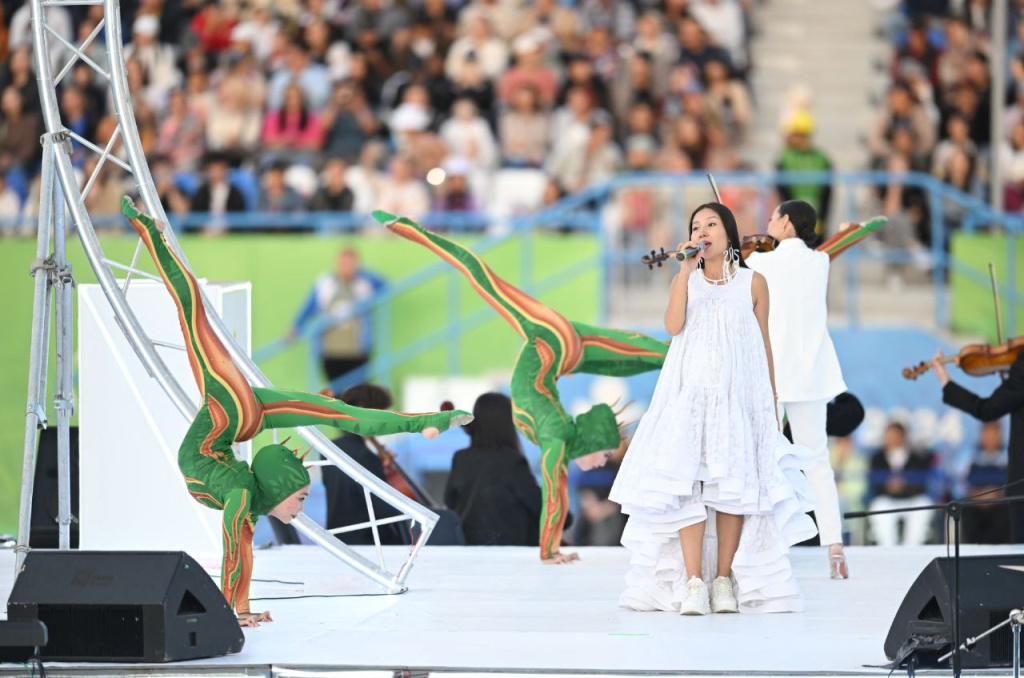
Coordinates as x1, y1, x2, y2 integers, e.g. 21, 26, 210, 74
189, 183, 247, 213
943, 352, 1024, 540
444, 446, 543, 546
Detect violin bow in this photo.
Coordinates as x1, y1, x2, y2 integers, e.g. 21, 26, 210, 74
990, 262, 1005, 345
707, 173, 722, 203
989, 262, 1008, 381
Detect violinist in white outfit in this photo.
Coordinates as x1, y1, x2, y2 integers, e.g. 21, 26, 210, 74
746, 200, 850, 579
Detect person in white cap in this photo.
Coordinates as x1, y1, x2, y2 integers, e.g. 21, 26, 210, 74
124, 15, 181, 104
497, 32, 559, 107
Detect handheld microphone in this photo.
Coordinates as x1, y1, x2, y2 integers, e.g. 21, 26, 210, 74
675, 241, 707, 261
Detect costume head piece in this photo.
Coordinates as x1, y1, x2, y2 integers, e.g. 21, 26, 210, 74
250, 444, 311, 515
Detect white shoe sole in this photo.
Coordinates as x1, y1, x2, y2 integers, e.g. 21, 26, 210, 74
679, 602, 710, 616
712, 600, 738, 613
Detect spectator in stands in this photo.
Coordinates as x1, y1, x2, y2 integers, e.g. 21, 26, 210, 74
322, 383, 405, 545
205, 77, 261, 159
59, 86, 96, 170
0, 87, 42, 175
267, 40, 330, 112
377, 154, 430, 220
963, 421, 1011, 544
611, 51, 663, 122
931, 114, 977, 177
677, 15, 732, 75
1001, 120, 1024, 211
440, 96, 499, 178
893, 17, 940, 88
867, 421, 936, 546
155, 89, 205, 172
497, 32, 559, 108
1004, 82, 1024, 143
70, 60, 107, 124
444, 392, 543, 546
868, 81, 936, 166
290, 248, 386, 381
432, 156, 481, 218
583, 25, 620, 85
557, 53, 610, 111
124, 15, 180, 107
499, 84, 549, 168
261, 82, 325, 166
81, 155, 124, 231
937, 13, 974, 95
390, 103, 448, 179
704, 57, 751, 144
258, 162, 304, 214
690, 0, 748, 75
633, 11, 679, 91
344, 0, 410, 45
188, 2, 237, 55
190, 152, 246, 233
445, 15, 509, 83
0, 48, 40, 118
322, 81, 381, 164
547, 109, 622, 193
309, 158, 355, 213
150, 155, 190, 216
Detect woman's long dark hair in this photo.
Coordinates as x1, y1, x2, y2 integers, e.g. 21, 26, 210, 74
339, 383, 393, 410
280, 83, 310, 131
688, 202, 748, 269
467, 392, 522, 453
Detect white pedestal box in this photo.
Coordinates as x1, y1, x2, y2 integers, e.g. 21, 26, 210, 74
78, 280, 251, 557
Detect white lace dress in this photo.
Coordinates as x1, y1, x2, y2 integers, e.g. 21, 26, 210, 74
609, 267, 818, 614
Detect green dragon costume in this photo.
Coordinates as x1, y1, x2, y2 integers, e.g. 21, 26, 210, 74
373, 211, 669, 560
122, 198, 471, 615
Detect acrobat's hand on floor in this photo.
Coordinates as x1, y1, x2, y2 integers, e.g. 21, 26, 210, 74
543, 552, 581, 565
574, 450, 613, 471
829, 543, 849, 580
238, 611, 274, 627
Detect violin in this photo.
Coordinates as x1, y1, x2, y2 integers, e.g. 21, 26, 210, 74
903, 262, 1019, 381
902, 336, 1024, 380
640, 217, 887, 268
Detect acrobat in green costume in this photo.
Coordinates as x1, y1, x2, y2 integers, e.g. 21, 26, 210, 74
122, 198, 472, 618
373, 210, 669, 562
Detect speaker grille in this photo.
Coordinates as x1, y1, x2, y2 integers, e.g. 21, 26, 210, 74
38, 605, 146, 659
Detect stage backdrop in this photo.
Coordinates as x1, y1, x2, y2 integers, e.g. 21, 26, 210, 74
0, 232, 600, 535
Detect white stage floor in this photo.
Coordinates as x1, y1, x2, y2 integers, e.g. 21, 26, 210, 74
1, 544, 1021, 676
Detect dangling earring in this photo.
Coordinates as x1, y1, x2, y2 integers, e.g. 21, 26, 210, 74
724, 247, 738, 279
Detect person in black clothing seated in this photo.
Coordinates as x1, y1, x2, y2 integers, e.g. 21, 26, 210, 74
321, 383, 404, 545
963, 420, 1011, 544
930, 349, 1024, 541
444, 392, 546, 546
866, 421, 936, 546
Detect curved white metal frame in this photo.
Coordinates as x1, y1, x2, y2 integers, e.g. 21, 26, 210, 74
17, 0, 438, 591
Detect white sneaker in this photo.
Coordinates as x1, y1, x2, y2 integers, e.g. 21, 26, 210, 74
711, 576, 738, 613
679, 576, 711, 616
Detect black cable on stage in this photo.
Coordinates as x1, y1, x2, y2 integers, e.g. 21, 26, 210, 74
250, 590, 406, 602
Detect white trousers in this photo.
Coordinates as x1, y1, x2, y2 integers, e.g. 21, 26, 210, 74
867, 495, 933, 546
779, 399, 844, 546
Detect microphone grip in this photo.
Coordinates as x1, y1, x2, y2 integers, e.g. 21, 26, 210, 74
675, 244, 704, 261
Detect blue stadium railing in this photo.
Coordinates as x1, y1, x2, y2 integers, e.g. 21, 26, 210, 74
5, 170, 1019, 391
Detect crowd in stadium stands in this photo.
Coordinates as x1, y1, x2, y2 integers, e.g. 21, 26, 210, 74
872, 0, 1024, 260
0, 0, 760, 235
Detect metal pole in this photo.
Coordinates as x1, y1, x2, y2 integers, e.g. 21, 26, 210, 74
53, 172, 74, 550
1014, 613, 1021, 678
15, 138, 56, 574
991, 0, 1008, 212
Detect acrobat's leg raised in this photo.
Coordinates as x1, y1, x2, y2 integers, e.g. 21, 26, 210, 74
570, 321, 668, 377
374, 211, 581, 362
122, 197, 264, 442
252, 387, 472, 436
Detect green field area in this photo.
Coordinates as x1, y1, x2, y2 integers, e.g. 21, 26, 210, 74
0, 231, 601, 534
950, 232, 1024, 341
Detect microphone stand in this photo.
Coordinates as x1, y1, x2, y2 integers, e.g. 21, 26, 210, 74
846, 494, 1024, 678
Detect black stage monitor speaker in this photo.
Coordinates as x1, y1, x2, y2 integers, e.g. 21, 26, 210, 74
885, 555, 1024, 668
30, 425, 79, 548
7, 551, 244, 662
0, 620, 47, 663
